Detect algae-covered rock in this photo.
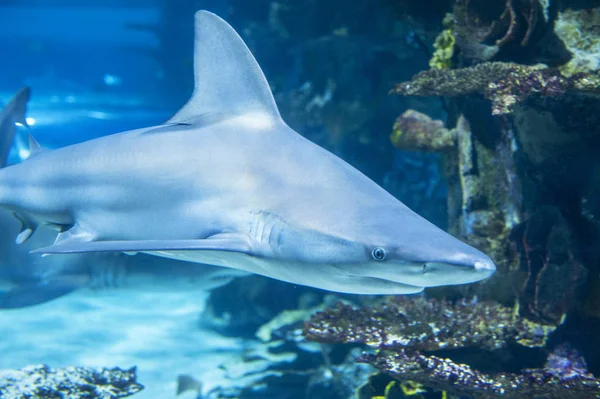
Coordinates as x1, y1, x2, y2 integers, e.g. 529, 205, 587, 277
303, 297, 600, 398
511, 206, 589, 324
556, 7, 600, 76
0, 365, 143, 399
358, 345, 600, 399
304, 296, 557, 351
393, 62, 600, 115
429, 27, 455, 69
390, 110, 454, 152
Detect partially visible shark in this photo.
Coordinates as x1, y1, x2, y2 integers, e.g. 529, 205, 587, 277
0, 87, 30, 167
0, 11, 495, 296
0, 88, 248, 309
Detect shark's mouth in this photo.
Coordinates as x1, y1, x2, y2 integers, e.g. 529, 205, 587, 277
357, 276, 424, 295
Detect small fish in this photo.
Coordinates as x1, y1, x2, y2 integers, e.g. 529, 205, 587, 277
176, 374, 203, 398
0, 11, 495, 295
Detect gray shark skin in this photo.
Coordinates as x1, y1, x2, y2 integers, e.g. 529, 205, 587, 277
0, 11, 495, 295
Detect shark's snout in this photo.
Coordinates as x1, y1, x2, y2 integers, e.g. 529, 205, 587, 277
421, 252, 496, 287
474, 257, 496, 274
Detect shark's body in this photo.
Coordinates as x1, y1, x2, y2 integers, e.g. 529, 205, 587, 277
0, 11, 495, 295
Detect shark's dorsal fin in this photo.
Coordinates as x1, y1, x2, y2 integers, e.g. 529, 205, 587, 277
167, 11, 281, 125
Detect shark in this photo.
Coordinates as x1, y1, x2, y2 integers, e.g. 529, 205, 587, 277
0, 87, 30, 168
0, 88, 248, 309
0, 11, 496, 296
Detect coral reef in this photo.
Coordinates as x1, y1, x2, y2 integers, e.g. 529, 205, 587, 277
388, 105, 599, 324
390, 1, 600, 328
0, 365, 143, 399
304, 296, 556, 350
303, 298, 600, 398
393, 62, 600, 115
384, 2, 600, 388
359, 346, 600, 399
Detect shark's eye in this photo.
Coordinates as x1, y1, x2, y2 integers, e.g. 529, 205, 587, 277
371, 247, 386, 261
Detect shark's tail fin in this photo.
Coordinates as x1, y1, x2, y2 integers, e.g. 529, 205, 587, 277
0, 87, 31, 168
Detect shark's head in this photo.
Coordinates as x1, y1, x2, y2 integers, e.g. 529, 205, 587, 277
342, 226, 496, 294
358, 206, 496, 291
265, 199, 496, 295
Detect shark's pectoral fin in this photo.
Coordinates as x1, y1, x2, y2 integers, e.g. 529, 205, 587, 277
31, 234, 252, 255
0, 280, 80, 309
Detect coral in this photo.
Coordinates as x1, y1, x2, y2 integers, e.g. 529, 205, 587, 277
545, 344, 589, 380
393, 62, 600, 114
0, 365, 143, 399
486, 0, 540, 47
304, 296, 557, 351
555, 7, 600, 76
390, 110, 454, 152
451, 0, 499, 63
429, 28, 456, 69
393, 62, 517, 97
358, 346, 600, 399
511, 206, 588, 324
448, 0, 546, 64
